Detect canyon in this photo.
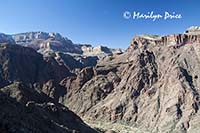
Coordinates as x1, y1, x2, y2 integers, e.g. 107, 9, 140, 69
0, 26, 200, 133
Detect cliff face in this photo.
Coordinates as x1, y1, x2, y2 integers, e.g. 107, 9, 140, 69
0, 82, 97, 133
12, 32, 83, 54
0, 44, 73, 87
60, 28, 200, 132
10, 32, 123, 71
128, 33, 200, 52
11, 31, 123, 57
81, 45, 123, 57
0, 33, 15, 44
0, 44, 98, 133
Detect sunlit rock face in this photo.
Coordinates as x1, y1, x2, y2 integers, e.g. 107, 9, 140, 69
12, 31, 123, 56
61, 27, 200, 133
0, 33, 15, 44
185, 26, 200, 34
12, 31, 82, 54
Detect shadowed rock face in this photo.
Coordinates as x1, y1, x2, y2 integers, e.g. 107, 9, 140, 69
53, 52, 98, 71
0, 82, 97, 133
10, 32, 122, 72
60, 28, 200, 132
0, 44, 73, 87
0, 44, 98, 133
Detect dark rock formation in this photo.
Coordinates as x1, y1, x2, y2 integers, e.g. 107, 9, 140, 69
0, 88, 97, 133
42, 80, 67, 102
0, 44, 72, 87
0, 82, 51, 104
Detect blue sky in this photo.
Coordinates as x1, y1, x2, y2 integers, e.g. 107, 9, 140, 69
0, 0, 199, 48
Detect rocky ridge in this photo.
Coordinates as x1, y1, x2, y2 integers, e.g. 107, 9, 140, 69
0, 82, 97, 133
0, 44, 73, 88
10, 31, 123, 71
0, 33, 15, 44
185, 26, 200, 34
0, 44, 98, 133
58, 27, 200, 133
11, 32, 122, 56
12, 32, 81, 53
81, 45, 123, 57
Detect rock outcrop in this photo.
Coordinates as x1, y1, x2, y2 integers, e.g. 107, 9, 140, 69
0, 33, 15, 44
81, 45, 123, 57
127, 33, 200, 52
0, 82, 97, 133
185, 26, 200, 34
0, 44, 72, 87
10, 32, 123, 71
52, 52, 98, 71
12, 32, 83, 54
60, 27, 200, 133
11, 32, 123, 57
0, 44, 98, 132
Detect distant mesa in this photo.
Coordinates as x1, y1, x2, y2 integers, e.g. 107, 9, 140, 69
10, 31, 123, 57
0, 33, 15, 44
0, 31, 123, 72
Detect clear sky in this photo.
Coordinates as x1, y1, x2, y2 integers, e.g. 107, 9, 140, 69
0, 0, 199, 49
